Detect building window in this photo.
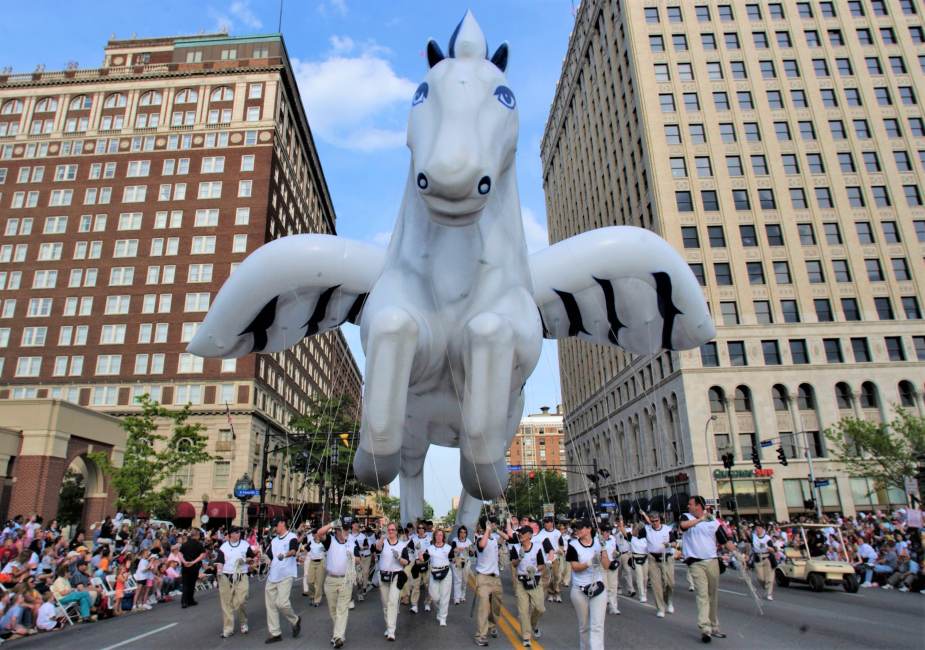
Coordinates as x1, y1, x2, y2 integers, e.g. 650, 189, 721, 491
851, 338, 871, 363
789, 339, 809, 364
727, 341, 747, 366
762, 340, 781, 365
824, 339, 843, 363
781, 300, 800, 323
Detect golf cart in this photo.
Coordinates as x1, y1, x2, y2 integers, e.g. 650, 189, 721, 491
775, 523, 860, 593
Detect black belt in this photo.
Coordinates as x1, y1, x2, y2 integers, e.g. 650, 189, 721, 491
478, 572, 499, 577
311, 559, 323, 562
649, 553, 670, 562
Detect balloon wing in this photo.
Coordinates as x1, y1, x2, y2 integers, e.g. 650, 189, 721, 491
187, 234, 386, 359
530, 226, 715, 355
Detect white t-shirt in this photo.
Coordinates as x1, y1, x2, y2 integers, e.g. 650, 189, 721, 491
378, 538, 408, 572
752, 533, 773, 554
681, 514, 723, 560
268, 532, 299, 583
37, 601, 57, 631
307, 537, 326, 560
601, 536, 618, 562
535, 527, 562, 555
630, 536, 648, 555
615, 532, 631, 553
451, 537, 473, 562
425, 543, 453, 570
134, 557, 153, 581
857, 543, 878, 563
411, 535, 430, 561
510, 542, 545, 577
644, 524, 672, 554
566, 538, 603, 587
218, 540, 253, 575
475, 534, 501, 575
322, 534, 357, 576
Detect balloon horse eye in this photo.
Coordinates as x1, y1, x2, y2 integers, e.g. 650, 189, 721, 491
412, 82, 429, 106
493, 85, 516, 110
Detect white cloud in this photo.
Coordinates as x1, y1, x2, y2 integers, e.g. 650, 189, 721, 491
371, 230, 392, 247
522, 205, 549, 253
292, 45, 416, 151
317, 0, 348, 16
229, 1, 262, 29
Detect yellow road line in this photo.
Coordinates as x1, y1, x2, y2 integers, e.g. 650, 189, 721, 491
467, 575, 545, 650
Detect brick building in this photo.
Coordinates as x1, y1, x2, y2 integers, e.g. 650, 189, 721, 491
0, 32, 362, 525
506, 405, 567, 475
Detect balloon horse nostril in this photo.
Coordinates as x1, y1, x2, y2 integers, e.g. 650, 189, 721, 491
477, 176, 491, 195
417, 173, 429, 190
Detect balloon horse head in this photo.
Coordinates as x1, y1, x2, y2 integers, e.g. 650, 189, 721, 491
188, 11, 716, 532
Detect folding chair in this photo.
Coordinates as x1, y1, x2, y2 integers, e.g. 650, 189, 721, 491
53, 591, 82, 626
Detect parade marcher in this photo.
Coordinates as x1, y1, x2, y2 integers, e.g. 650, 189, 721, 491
557, 521, 572, 589
408, 523, 432, 613
264, 518, 302, 644
599, 526, 620, 615
474, 518, 513, 647
566, 519, 611, 650
510, 525, 546, 647
302, 525, 326, 606
179, 529, 206, 609
751, 523, 775, 601
316, 520, 360, 649
423, 528, 454, 626
534, 516, 563, 603
628, 523, 649, 603
357, 527, 374, 600
614, 518, 635, 597
451, 526, 473, 605
216, 527, 256, 638
641, 511, 675, 618
375, 522, 410, 642
680, 496, 736, 644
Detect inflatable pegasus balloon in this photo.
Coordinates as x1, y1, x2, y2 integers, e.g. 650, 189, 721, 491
188, 12, 715, 530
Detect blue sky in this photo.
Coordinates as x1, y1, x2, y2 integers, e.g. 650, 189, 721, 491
0, 0, 576, 515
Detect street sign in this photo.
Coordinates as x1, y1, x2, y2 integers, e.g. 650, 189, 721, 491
508, 465, 522, 471
600, 501, 616, 508
814, 479, 830, 488
760, 440, 773, 448
234, 488, 260, 498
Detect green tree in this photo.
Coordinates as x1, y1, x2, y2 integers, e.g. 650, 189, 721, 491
289, 395, 364, 519
90, 394, 213, 519
56, 469, 85, 526
504, 470, 569, 519
423, 500, 435, 521
442, 506, 458, 527
379, 495, 401, 523
825, 408, 925, 495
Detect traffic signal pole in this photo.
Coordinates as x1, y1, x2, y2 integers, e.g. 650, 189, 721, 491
802, 429, 824, 520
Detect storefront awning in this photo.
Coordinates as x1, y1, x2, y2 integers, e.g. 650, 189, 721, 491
175, 501, 196, 519
206, 501, 236, 520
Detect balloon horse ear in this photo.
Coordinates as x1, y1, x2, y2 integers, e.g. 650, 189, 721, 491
427, 39, 445, 68
490, 42, 508, 72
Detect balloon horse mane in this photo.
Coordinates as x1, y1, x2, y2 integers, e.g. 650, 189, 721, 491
189, 12, 716, 531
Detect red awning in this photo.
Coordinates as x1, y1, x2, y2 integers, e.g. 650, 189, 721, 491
206, 501, 236, 520
175, 502, 196, 519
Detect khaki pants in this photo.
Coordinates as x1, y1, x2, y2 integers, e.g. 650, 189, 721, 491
633, 556, 648, 601
559, 553, 571, 587
543, 556, 561, 597
603, 566, 620, 613
648, 556, 674, 614
409, 566, 430, 607
357, 556, 371, 596
689, 559, 720, 634
219, 574, 248, 635
304, 558, 325, 604
378, 574, 401, 636
513, 578, 545, 641
754, 557, 774, 597
324, 575, 352, 641
475, 573, 503, 639
619, 553, 635, 594
265, 577, 299, 637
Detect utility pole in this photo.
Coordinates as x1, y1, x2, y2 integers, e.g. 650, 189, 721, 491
802, 428, 824, 520
258, 424, 272, 537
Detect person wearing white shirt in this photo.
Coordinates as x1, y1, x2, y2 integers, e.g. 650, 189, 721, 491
534, 516, 563, 603
264, 519, 302, 644
408, 524, 433, 614
680, 496, 735, 644
641, 511, 676, 618
36, 592, 57, 631
215, 527, 256, 638
303, 528, 327, 606
613, 520, 636, 597
598, 527, 620, 615
558, 521, 572, 588
315, 520, 360, 649
450, 526, 474, 604
566, 519, 611, 650
510, 526, 546, 647
424, 529, 455, 626
750, 522, 775, 601
473, 518, 513, 646
624, 521, 649, 603
375, 522, 411, 642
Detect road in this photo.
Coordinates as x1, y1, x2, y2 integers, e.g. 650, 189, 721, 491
15, 565, 924, 649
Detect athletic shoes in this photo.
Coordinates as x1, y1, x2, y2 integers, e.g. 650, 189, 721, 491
410, 605, 418, 614
555, 595, 562, 603
241, 624, 249, 634
546, 595, 553, 602
475, 638, 489, 647
523, 641, 531, 647
265, 636, 283, 644
667, 602, 675, 614
439, 620, 447, 627
292, 616, 301, 638
767, 594, 774, 601
490, 627, 499, 638
425, 603, 431, 612
656, 611, 665, 618
348, 600, 355, 609
333, 639, 345, 648
701, 633, 712, 644
533, 628, 542, 638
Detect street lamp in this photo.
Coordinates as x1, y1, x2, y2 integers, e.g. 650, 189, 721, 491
703, 415, 718, 504
234, 473, 255, 528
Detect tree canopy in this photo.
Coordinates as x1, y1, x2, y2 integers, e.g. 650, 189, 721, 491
503, 469, 569, 519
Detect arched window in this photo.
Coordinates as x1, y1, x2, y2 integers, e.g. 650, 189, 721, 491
68, 95, 92, 111
103, 93, 127, 108
1, 99, 23, 114
210, 86, 234, 102
859, 382, 879, 409
34, 97, 58, 112
772, 385, 789, 411
174, 88, 199, 103
835, 383, 853, 409
797, 384, 815, 410
898, 381, 916, 407
709, 387, 726, 413
734, 386, 752, 412
139, 90, 163, 106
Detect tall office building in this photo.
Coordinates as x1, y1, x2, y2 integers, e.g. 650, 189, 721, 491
542, 0, 923, 521
506, 405, 567, 475
0, 32, 362, 524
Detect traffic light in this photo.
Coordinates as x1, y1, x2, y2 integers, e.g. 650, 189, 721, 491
339, 432, 351, 448
751, 446, 762, 470
776, 446, 788, 466
721, 452, 735, 469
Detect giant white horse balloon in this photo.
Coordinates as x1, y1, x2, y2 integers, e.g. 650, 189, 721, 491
188, 12, 715, 530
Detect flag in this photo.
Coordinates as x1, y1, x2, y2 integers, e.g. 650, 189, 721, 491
225, 402, 237, 440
